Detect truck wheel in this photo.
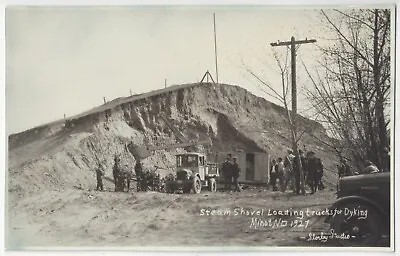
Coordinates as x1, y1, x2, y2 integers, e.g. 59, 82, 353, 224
192, 176, 202, 194
208, 178, 217, 192
329, 203, 381, 246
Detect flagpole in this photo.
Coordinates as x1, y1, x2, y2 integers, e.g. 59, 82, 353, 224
213, 13, 219, 84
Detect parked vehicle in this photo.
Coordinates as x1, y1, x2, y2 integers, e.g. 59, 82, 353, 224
325, 172, 390, 246
165, 153, 219, 194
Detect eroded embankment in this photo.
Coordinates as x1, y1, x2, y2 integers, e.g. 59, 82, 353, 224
8, 83, 333, 194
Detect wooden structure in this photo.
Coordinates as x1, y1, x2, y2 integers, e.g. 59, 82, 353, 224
216, 151, 270, 185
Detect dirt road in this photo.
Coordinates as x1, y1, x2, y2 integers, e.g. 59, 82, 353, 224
7, 187, 338, 249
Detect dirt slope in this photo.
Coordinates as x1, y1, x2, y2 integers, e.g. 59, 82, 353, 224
7, 82, 340, 248
8, 83, 336, 193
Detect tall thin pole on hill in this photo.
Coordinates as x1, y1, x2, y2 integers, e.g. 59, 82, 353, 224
271, 36, 316, 195
213, 13, 219, 84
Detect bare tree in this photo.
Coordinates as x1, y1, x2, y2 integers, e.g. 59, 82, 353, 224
243, 48, 309, 195
304, 9, 391, 171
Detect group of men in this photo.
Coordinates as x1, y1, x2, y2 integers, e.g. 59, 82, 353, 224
94, 155, 162, 192
221, 156, 241, 192
269, 149, 324, 195
134, 159, 161, 192
337, 147, 391, 177
338, 156, 390, 178
94, 155, 133, 192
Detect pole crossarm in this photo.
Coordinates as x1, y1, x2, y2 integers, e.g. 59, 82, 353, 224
270, 39, 317, 47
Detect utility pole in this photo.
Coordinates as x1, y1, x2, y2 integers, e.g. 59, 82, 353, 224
271, 36, 316, 195
213, 13, 219, 84
165, 79, 167, 88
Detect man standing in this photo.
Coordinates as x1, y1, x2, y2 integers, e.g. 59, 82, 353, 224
306, 151, 324, 193
222, 157, 233, 191
299, 150, 307, 181
232, 157, 241, 192
276, 157, 284, 191
113, 155, 121, 192
382, 147, 390, 172
270, 159, 278, 191
135, 159, 143, 192
316, 158, 324, 191
292, 153, 301, 195
95, 162, 104, 191
338, 159, 352, 177
282, 150, 295, 193
337, 162, 344, 178
306, 151, 317, 194
362, 160, 380, 174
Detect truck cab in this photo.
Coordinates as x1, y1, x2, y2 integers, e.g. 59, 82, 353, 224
166, 153, 219, 194
326, 171, 391, 246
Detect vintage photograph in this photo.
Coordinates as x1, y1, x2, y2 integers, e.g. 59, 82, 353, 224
5, 5, 394, 250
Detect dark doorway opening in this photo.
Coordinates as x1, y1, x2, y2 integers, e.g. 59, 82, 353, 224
246, 153, 255, 181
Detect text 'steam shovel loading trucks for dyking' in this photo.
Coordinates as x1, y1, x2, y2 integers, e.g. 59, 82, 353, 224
126, 113, 270, 193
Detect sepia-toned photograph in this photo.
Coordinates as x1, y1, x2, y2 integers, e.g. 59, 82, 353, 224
5, 5, 395, 250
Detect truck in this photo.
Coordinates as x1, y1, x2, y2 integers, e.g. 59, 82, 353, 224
165, 152, 219, 194
325, 171, 390, 247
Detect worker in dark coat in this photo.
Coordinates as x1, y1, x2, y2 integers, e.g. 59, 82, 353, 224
113, 156, 121, 192
135, 159, 143, 192
95, 162, 104, 191
222, 157, 233, 191
299, 150, 308, 181
292, 154, 301, 195
232, 157, 241, 192
269, 159, 278, 191
382, 147, 390, 172
306, 151, 324, 193
276, 157, 285, 190
282, 150, 295, 192
315, 158, 324, 191
306, 151, 317, 194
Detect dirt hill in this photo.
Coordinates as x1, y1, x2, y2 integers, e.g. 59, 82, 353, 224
8, 82, 337, 195
7, 82, 344, 248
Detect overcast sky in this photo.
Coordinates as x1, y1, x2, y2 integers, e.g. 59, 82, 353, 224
6, 6, 341, 135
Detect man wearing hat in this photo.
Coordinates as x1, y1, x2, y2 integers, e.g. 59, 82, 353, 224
382, 147, 390, 172
232, 157, 241, 192
113, 155, 121, 192
95, 162, 105, 191
292, 152, 302, 195
222, 156, 233, 191
338, 159, 352, 177
135, 159, 143, 192
306, 151, 323, 193
281, 149, 295, 193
